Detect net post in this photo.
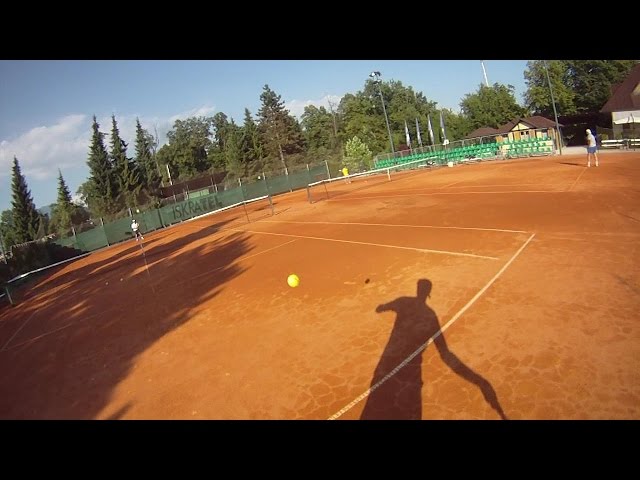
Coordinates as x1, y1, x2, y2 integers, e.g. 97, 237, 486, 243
242, 200, 250, 223
101, 217, 110, 246
4, 285, 14, 306
239, 179, 250, 223
267, 194, 275, 216
323, 180, 329, 200
306, 184, 312, 204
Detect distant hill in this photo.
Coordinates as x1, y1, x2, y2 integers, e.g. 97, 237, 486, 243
38, 204, 55, 217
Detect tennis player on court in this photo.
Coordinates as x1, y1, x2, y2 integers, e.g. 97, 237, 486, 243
586, 129, 599, 167
342, 166, 351, 184
131, 218, 144, 241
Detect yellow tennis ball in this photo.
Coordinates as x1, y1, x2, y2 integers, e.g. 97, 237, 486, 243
287, 274, 300, 288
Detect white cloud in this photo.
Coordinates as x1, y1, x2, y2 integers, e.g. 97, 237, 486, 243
0, 104, 218, 182
285, 94, 343, 119
0, 114, 89, 180
0, 105, 217, 210
167, 105, 216, 125
71, 192, 86, 207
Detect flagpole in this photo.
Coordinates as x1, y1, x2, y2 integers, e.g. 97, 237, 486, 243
370, 71, 395, 153
481, 61, 489, 87
543, 60, 563, 155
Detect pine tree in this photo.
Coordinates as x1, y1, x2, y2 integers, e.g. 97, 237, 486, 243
225, 119, 244, 178
51, 169, 75, 235
9, 157, 40, 243
241, 108, 264, 175
86, 116, 116, 216
110, 115, 141, 208
258, 85, 305, 172
134, 118, 161, 195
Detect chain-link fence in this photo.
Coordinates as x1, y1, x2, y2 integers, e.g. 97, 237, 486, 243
1, 160, 332, 279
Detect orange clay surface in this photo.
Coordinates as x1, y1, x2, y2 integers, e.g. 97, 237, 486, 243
1, 152, 639, 419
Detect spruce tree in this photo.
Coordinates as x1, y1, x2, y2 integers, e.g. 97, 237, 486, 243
258, 85, 305, 172
225, 120, 244, 178
52, 169, 74, 235
86, 116, 116, 216
134, 118, 161, 194
10, 157, 40, 243
110, 115, 141, 208
241, 108, 263, 175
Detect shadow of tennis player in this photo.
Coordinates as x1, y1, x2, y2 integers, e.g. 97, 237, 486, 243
361, 278, 507, 420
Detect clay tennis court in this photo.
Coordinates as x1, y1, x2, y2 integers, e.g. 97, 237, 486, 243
1, 152, 639, 419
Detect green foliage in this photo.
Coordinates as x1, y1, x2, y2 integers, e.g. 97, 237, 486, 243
301, 105, 335, 153
241, 108, 264, 175
524, 60, 638, 116
50, 170, 75, 236
339, 79, 443, 154
224, 120, 244, 178
165, 117, 213, 178
566, 60, 637, 113
210, 112, 230, 169
524, 61, 576, 117
9, 157, 40, 244
338, 92, 383, 154
110, 115, 142, 208
461, 83, 528, 130
344, 136, 373, 172
258, 85, 306, 172
440, 109, 473, 142
134, 118, 162, 197
1, 210, 17, 249
85, 116, 117, 217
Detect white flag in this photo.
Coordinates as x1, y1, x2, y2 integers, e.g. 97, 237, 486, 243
439, 111, 448, 144
404, 120, 412, 149
415, 118, 423, 147
427, 114, 435, 145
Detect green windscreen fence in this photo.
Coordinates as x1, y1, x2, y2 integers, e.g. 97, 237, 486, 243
37, 162, 327, 262
75, 225, 109, 251
242, 180, 269, 201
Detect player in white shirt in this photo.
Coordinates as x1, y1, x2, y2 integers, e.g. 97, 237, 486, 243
586, 129, 599, 168
131, 219, 144, 241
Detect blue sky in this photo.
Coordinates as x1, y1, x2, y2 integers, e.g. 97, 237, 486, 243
0, 60, 530, 212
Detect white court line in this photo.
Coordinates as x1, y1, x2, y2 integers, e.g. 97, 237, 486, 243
568, 168, 588, 192
386, 183, 575, 193
0, 239, 299, 352
149, 238, 299, 286
328, 190, 562, 202
1, 309, 39, 351
2, 311, 108, 352
230, 229, 499, 260
262, 220, 527, 234
328, 232, 536, 420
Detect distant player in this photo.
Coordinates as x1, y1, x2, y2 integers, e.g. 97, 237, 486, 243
131, 218, 144, 241
341, 166, 351, 184
586, 129, 599, 168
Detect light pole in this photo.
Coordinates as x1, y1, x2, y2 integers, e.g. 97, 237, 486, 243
543, 60, 563, 155
370, 71, 395, 153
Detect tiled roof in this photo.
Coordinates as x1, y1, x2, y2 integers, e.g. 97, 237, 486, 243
600, 63, 640, 112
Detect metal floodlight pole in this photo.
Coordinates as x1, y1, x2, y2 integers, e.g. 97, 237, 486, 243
543, 60, 563, 155
370, 71, 395, 153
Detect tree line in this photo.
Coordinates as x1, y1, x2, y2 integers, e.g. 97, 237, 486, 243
1, 60, 636, 254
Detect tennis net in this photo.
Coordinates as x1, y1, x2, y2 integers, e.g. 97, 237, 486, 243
306, 156, 438, 203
